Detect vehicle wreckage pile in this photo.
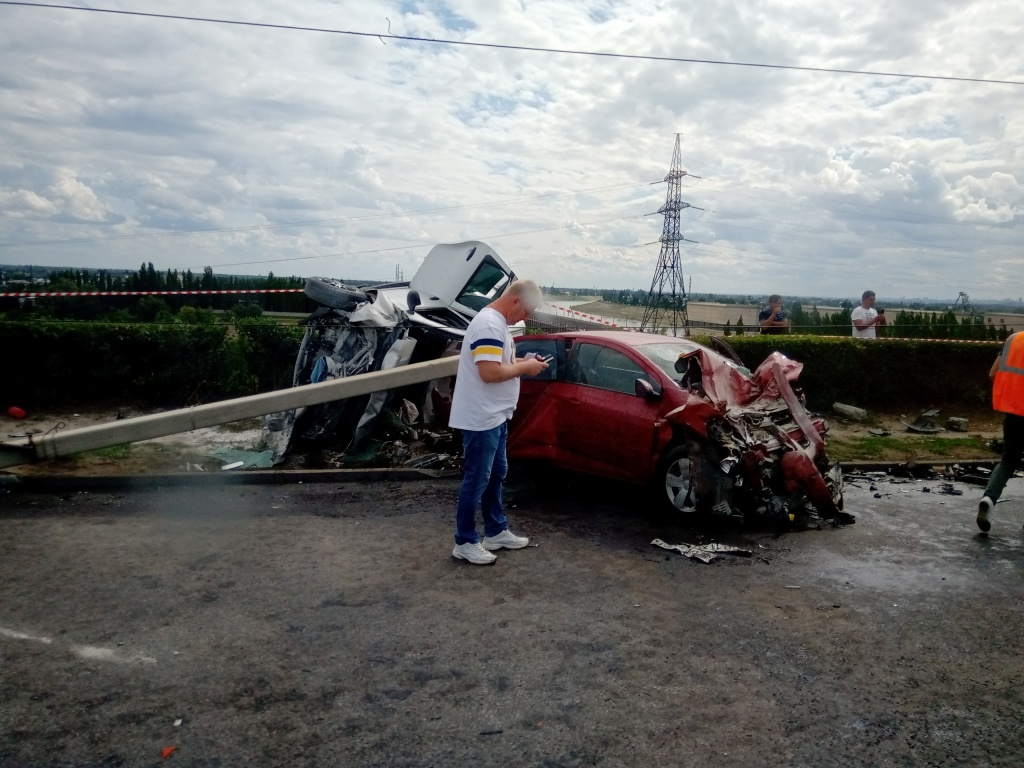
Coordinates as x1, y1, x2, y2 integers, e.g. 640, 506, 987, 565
264, 241, 512, 465
266, 240, 851, 528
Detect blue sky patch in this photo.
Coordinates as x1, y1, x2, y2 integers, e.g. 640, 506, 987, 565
401, 1, 476, 32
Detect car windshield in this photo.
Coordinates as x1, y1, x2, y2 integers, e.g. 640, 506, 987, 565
636, 342, 752, 382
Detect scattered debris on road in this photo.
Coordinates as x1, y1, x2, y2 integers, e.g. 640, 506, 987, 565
902, 409, 944, 434
651, 538, 753, 564
833, 402, 868, 421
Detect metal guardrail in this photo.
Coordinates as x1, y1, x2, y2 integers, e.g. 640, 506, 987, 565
0, 357, 459, 469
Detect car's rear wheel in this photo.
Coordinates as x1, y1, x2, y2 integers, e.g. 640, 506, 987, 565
659, 445, 699, 514
303, 277, 369, 312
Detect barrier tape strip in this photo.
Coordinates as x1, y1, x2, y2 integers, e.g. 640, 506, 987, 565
543, 303, 1004, 343
2, 294, 1007, 344
545, 303, 619, 327
1, 288, 305, 298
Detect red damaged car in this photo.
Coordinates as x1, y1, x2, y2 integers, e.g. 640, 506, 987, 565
509, 331, 850, 525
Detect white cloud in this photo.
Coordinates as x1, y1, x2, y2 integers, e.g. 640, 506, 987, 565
0, 0, 1021, 299
0, 187, 56, 216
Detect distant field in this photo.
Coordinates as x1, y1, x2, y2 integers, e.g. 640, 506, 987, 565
569, 300, 646, 322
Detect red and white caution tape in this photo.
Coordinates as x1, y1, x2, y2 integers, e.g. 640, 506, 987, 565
0, 288, 305, 298
545, 303, 618, 326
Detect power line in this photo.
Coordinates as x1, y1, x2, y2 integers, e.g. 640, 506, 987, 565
690, 177, 1018, 228
684, 241, 993, 293
2, 2, 1022, 86
204, 213, 650, 271
698, 215, 974, 257
0, 180, 652, 249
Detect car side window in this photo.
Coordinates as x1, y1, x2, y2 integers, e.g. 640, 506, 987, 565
515, 339, 558, 381
567, 343, 649, 395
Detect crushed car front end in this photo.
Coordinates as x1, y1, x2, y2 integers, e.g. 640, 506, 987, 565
661, 347, 848, 525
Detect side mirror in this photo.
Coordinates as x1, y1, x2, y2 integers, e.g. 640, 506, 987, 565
407, 290, 421, 314
635, 378, 662, 399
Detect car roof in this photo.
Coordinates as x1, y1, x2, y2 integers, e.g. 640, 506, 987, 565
520, 329, 745, 368
522, 329, 701, 349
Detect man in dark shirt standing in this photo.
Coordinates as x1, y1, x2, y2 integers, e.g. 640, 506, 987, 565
758, 295, 790, 335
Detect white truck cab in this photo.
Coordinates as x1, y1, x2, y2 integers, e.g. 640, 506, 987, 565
409, 241, 514, 316
304, 240, 523, 339
372, 240, 521, 337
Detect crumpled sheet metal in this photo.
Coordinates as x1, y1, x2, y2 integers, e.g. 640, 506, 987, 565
676, 349, 805, 415
902, 410, 944, 434
652, 538, 753, 564
265, 292, 412, 463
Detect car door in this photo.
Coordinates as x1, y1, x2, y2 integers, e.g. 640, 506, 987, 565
553, 341, 662, 482
507, 337, 565, 462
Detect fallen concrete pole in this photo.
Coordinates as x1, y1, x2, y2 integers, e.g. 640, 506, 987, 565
0, 356, 459, 469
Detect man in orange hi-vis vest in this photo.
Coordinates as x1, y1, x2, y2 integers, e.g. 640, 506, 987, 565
978, 331, 1024, 532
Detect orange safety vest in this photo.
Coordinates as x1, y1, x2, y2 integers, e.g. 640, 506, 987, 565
993, 331, 1024, 417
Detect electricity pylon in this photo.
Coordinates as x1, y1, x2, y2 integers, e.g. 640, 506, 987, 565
640, 133, 700, 337
953, 291, 974, 315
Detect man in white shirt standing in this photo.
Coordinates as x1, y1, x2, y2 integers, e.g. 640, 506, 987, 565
449, 279, 548, 564
851, 290, 887, 339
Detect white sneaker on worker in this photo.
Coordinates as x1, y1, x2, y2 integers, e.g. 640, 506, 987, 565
482, 529, 529, 551
977, 496, 994, 533
452, 541, 497, 565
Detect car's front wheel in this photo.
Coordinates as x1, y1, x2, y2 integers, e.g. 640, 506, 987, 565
659, 445, 700, 514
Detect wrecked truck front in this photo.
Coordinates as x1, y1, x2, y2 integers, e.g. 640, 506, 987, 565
665, 348, 848, 524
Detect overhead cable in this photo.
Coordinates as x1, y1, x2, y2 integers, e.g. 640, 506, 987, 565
2, 2, 1022, 86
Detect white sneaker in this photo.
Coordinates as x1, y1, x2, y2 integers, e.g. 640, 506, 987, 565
482, 529, 529, 551
977, 496, 993, 532
452, 541, 497, 565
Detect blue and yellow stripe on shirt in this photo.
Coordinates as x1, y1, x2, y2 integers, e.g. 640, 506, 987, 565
470, 337, 505, 359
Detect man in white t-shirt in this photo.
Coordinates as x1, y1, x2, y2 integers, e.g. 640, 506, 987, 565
449, 279, 548, 565
851, 290, 887, 339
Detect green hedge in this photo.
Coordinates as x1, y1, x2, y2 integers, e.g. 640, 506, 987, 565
0, 320, 304, 408
718, 335, 999, 409
0, 323, 999, 411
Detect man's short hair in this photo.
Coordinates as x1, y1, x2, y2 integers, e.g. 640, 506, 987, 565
862, 290, 876, 300
768, 294, 782, 304
505, 279, 543, 312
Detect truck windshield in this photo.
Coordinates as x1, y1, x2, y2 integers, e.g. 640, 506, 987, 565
456, 260, 513, 311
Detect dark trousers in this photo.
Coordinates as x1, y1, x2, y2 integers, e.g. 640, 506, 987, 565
985, 413, 1024, 502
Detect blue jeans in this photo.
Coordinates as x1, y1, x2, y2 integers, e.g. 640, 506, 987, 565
455, 422, 509, 545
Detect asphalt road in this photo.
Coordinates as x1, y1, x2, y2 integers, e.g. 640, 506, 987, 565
1, 469, 1023, 767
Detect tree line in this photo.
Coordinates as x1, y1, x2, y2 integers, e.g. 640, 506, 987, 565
1, 263, 313, 321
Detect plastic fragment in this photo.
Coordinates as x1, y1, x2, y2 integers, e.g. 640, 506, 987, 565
161, 746, 175, 759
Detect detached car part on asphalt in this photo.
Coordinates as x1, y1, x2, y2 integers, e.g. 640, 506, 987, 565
509, 331, 851, 526
266, 241, 519, 462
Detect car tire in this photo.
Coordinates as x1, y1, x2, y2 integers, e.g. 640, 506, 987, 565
303, 277, 369, 312
658, 444, 700, 514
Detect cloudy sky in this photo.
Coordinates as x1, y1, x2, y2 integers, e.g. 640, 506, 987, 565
1, 0, 1022, 300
